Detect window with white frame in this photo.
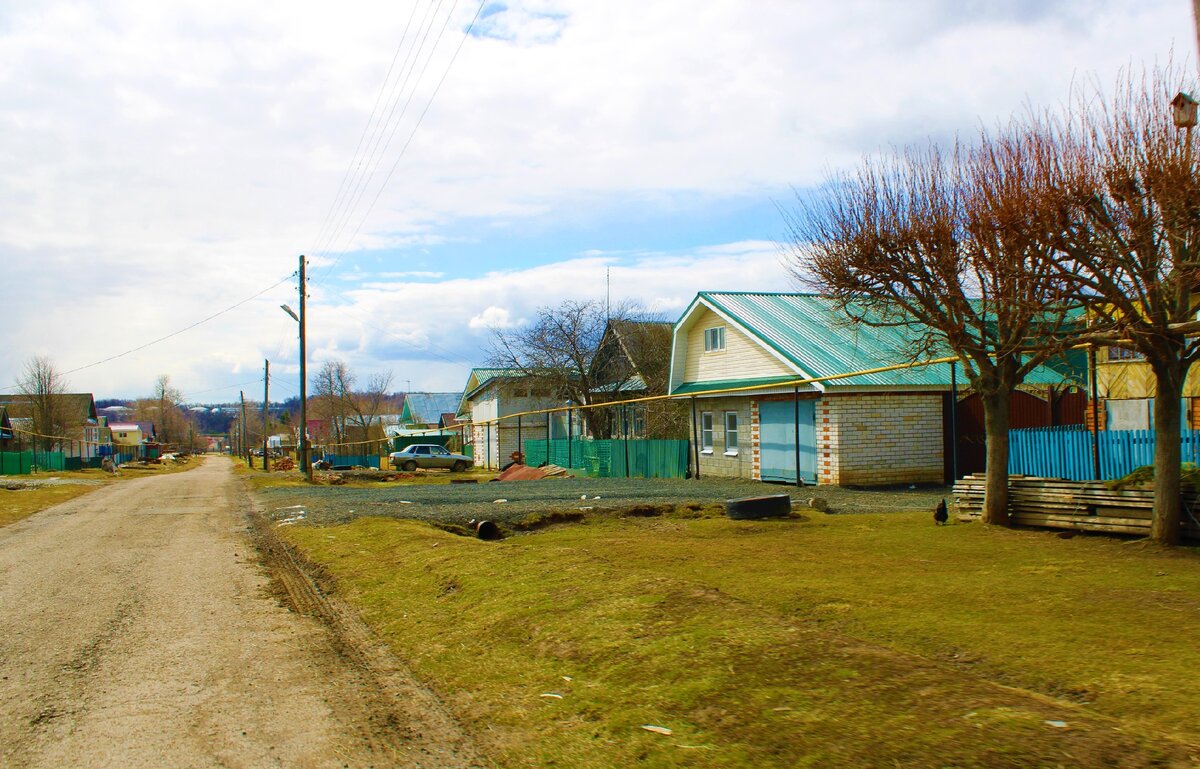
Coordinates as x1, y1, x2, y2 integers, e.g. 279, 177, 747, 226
703, 326, 726, 352
724, 411, 739, 454
701, 411, 714, 452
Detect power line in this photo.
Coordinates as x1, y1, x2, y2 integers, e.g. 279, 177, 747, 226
314, 0, 485, 284
311, 0, 451, 269
0, 272, 296, 394
308, 0, 425, 255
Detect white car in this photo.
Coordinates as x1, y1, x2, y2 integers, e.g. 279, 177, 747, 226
389, 444, 473, 472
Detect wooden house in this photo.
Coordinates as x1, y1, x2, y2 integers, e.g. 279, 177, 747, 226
457, 368, 560, 469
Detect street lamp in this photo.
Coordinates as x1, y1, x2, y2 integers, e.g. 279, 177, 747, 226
280, 254, 312, 482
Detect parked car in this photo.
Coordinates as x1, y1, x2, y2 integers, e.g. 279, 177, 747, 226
389, 444, 472, 472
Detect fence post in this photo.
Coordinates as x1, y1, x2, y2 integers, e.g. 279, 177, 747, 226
623, 405, 631, 478
690, 397, 700, 479
1089, 346, 1102, 480
567, 407, 573, 469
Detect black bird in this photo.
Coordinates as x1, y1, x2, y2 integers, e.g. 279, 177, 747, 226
934, 498, 949, 526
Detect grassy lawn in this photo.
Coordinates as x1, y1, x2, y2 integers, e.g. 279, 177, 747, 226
0, 457, 200, 528
280, 509, 1200, 768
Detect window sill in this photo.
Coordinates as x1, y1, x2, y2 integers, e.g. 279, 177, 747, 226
701, 449, 714, 455
724, 451, 739, 457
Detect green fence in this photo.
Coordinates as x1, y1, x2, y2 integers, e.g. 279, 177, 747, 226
0, 451, 32, 475
523, 439, 689, 479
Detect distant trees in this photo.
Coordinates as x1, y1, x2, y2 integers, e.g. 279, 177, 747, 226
308, 360, 396, 447
17, 356, 72, 452
133, 374, 194, 449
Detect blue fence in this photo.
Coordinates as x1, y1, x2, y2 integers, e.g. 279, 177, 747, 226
1008, 426, 1200, 481
322, 454, 382, 469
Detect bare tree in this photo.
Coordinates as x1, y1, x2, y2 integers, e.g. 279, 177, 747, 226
311, 360, 355, 445
785, 125, 1079, 525
1053, 67, 1200, 544
489, 299, 624, 438
346, 370, 394, 448
17, 356, 71, 452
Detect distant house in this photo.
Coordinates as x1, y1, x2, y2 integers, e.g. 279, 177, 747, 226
109, 421, 156, 447
0, 407, 13, 451
588, 318, 684, 439
0, 393, 103, 457
668, 292, 1075, 486
457, 368, 559, 469
400, 392, 463, 428
1089, 343, 1197, 431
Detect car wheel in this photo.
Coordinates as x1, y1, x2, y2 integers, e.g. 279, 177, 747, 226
451, 460, 468, 472
402, 460, 417, 472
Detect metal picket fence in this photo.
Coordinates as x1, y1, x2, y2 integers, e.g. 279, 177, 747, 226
523, 439, 689, 479
1008, 426, 1198, 481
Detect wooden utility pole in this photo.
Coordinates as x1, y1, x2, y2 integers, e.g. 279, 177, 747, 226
299, 255, 311, 482
240, 390, 249, 467
262, 360, 270, 472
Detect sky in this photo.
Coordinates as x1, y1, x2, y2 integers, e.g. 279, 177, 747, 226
0, 0, 1194, 402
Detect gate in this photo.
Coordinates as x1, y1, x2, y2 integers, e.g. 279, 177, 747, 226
758, 400, 816, 484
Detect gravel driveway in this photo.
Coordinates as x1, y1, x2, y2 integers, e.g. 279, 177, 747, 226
260, 475, 951, 528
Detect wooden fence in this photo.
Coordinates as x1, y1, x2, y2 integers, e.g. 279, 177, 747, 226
953, 473, 1200, 539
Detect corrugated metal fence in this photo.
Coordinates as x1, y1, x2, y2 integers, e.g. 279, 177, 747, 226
1008, 426, 1199, 481
523, 439, 689, 479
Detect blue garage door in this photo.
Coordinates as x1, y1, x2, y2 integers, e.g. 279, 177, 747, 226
759, 399, 817, 484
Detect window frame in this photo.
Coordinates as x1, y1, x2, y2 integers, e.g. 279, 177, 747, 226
724, 411, 739, 455
700, 411, 714, 453
703, 326, 726, 353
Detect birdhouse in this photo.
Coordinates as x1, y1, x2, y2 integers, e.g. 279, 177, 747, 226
1171, 91, 1198, 129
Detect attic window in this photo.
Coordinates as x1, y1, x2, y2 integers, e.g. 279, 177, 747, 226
1107, 346, 1144, 362
704, 326, 726, 352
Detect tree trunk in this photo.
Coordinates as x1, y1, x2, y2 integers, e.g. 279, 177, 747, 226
1150, 363, 1186, 545
981, 389, 1012, 526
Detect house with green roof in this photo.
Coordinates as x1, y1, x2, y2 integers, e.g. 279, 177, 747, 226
669, 292, 1077, 486
457, 368, 562, 469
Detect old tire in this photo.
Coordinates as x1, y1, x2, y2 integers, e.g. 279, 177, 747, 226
402, 460, 418, 472
451, 460, 468, 472
725, 494, 792, 520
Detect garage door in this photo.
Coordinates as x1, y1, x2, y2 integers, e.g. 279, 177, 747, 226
759, 399, 816, 484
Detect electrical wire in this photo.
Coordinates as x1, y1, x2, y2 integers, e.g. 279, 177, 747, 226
310, 0, 450, 267
313, 0, 485, 285
0, 272, 297, 394
307, 0, 424, 255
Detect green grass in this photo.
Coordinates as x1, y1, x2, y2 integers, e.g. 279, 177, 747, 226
281, 511, 1200, 768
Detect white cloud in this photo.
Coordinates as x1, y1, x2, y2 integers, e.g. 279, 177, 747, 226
468, 306, 515, 330
0, 0, 1191, 397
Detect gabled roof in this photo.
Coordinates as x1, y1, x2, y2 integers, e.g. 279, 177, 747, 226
0, 393, 98, 424
457, 368, 535, 415
402, 393, 463, 425
673, 292, 1076, 392
589, 319, 673, 392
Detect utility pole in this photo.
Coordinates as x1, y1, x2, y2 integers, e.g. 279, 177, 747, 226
299, 255, 311, 482
263, 359, 270, 472
240, 390, 248, 467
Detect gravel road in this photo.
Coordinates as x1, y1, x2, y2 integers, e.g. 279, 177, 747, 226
0, 456, 483, 769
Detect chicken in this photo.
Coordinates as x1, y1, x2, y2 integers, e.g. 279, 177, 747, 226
934, 498, 949, 525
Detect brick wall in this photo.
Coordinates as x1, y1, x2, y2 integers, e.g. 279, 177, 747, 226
819, 393, 943, 486
1083, 399, 1107, 432
692, 397, 754, 479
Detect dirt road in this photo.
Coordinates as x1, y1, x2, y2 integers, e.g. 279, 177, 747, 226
0, 456, 484, 769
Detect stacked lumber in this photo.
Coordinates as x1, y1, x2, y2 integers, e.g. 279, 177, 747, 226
952, 473, 1200, 538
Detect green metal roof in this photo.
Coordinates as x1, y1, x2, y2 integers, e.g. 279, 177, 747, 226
688, 292, 1077, 389
672, 375, 814, 396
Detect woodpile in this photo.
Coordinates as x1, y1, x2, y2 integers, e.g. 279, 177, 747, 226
952, 473, 1200, 538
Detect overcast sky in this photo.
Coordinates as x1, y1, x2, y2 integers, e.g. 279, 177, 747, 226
0, 0, 1192, 402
